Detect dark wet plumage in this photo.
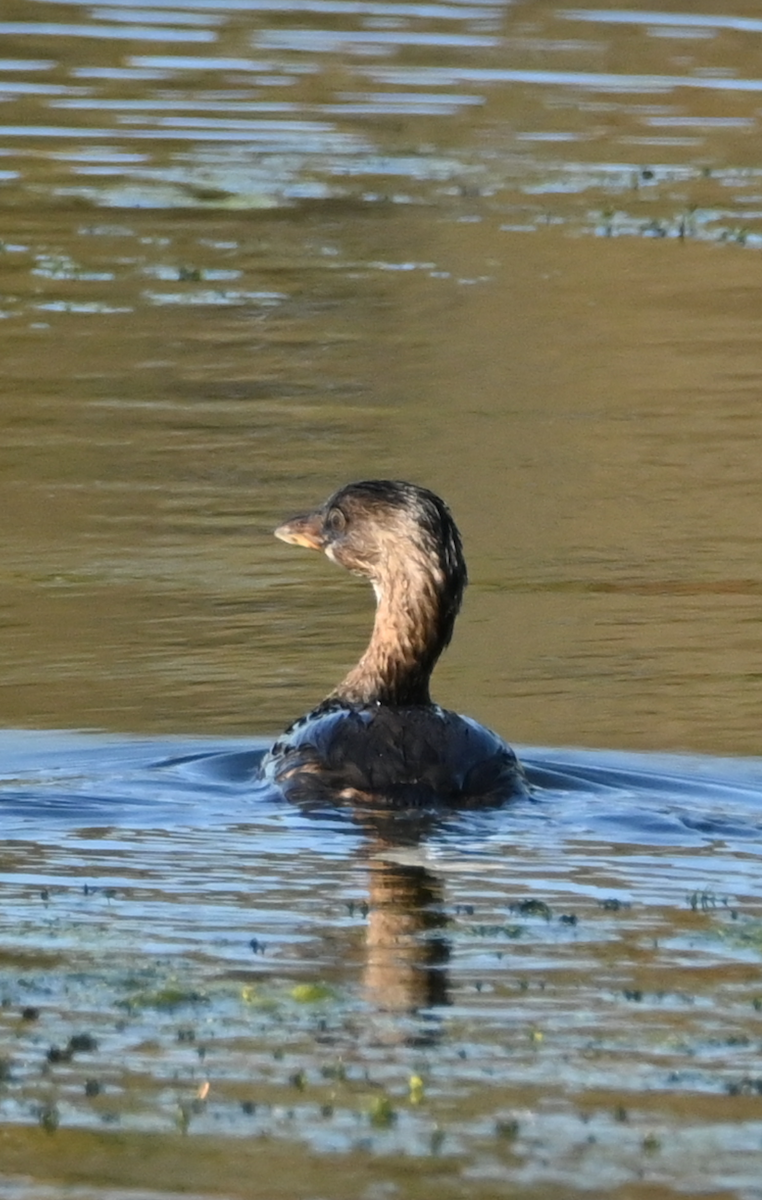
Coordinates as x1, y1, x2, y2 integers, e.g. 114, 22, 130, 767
261, 480, 526, 808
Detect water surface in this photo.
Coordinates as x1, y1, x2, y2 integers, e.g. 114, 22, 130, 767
2, 731, 762, 1199
2, 1, 762, 1196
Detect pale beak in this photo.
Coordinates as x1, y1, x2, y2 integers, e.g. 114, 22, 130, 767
274, 510, 325, 551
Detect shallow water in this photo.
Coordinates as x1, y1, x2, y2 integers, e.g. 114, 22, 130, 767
3, 0, 762, 1196
2, 732, 762, 1199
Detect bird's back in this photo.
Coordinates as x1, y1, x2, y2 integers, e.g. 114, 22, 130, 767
263, 703, 527, 809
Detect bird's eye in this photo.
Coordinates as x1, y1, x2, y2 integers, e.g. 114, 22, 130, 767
326, 507, 346, 534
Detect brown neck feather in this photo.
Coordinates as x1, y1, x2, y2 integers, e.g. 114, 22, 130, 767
329, 562, 455, 708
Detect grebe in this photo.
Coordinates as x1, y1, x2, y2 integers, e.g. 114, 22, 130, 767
262, 480, 526, 807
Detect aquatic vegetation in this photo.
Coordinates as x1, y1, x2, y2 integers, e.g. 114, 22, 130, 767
289, 983, 335, 1004
118, 987, 209, 1012
367, 1095, 396, 1128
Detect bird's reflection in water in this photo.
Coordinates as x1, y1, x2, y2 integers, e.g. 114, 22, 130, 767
364, 852, 450, 1014
354, 813, 453, 1042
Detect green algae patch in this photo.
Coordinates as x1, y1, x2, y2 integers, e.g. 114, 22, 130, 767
368, 1095, 397, 1128
118, 986, 209, 1013
289, 983, 335, 1004
717, 918, 762, 954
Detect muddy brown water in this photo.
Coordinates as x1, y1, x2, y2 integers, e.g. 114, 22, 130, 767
2, 2, 762, 1197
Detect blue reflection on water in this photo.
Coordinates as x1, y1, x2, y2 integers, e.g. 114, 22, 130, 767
1, 730, 761, 853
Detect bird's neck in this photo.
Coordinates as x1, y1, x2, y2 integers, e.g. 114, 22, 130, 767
330, 568, 454, 707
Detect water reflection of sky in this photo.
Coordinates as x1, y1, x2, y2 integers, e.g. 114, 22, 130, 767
0, 0, 761, 243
